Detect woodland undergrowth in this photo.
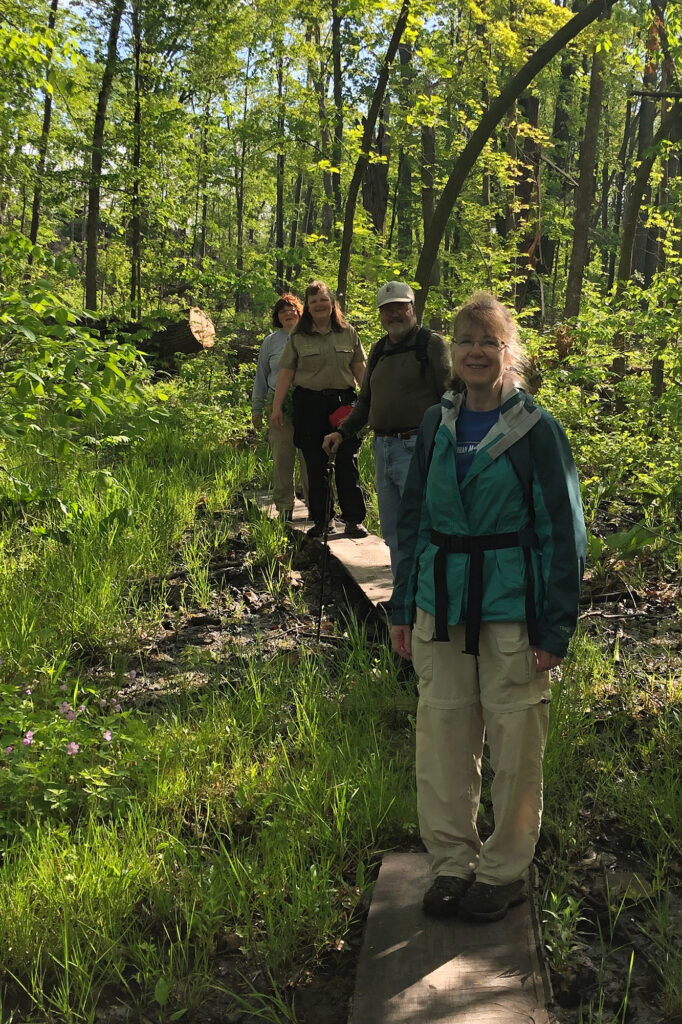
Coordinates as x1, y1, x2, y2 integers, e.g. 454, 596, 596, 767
0, 285, 681, 1023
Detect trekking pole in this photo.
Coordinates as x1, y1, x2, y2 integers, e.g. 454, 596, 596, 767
315, 451, 336, 642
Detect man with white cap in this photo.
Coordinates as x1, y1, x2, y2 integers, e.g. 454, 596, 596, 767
323, 282, 451, 575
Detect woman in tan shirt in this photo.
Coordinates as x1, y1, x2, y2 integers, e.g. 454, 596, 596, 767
271, 280, 368, 537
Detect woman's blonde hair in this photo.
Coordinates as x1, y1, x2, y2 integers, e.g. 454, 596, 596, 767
451, 291, 528, 389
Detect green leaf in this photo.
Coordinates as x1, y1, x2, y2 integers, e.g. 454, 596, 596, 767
154, 977, 172, 1006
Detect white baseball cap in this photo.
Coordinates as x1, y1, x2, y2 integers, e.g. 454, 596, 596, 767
377, 281, 415, 307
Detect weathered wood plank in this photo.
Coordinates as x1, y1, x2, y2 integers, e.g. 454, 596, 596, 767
351, 853, 550, 1024
249, 492, 394, 607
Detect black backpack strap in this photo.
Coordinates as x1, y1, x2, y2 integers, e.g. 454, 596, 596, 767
372, 326, 433, 375
363, 335, 387, 397
414, 326, 432, 375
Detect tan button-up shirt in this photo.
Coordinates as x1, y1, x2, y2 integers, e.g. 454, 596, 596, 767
279, 325, 365, 390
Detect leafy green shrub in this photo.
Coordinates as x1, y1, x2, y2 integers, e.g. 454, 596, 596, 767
0, 234, 159, 501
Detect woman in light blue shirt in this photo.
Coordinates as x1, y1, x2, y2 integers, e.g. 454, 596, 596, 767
251, 294, 307, 519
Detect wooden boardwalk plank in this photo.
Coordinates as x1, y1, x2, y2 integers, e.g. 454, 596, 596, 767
248, 493, 394, 606
351, 853, 550, 1024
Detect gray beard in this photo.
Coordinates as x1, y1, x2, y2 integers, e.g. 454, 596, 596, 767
386, 321, 416, 342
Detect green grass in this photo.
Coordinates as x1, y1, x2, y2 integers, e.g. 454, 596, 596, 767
0, 634, 416, 1021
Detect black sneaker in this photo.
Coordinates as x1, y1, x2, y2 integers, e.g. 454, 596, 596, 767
307, 520, 336, 538
422, 875, 472, 917
458, 879, 526, 922
344, 522, 368, 539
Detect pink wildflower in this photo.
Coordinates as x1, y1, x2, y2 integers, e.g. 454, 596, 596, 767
60, 684, 67, 691
104, 730, 112, 742
5, 746, 13, 754
66, 742, 79, 756
23, 731, 34, 746
25, 688, 32, 696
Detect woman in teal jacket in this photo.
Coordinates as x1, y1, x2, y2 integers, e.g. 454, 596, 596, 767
391, 292, 586, 923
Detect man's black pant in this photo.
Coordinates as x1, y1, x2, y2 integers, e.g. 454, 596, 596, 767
293, 386, 366, 526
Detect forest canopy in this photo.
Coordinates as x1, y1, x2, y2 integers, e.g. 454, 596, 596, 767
0, 0, 680, 335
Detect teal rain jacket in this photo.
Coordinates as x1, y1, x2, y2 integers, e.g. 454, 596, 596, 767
391, 388, 587, 658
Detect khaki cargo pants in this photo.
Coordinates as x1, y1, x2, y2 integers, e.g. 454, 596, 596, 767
412, 608, 550, 886
268, 418, 308, 513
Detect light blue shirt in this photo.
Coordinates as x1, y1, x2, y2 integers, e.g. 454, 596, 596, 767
251, 328, 289, 415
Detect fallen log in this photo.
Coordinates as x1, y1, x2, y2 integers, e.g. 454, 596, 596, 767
88, 307, 216, 363
148, 307, 215, 358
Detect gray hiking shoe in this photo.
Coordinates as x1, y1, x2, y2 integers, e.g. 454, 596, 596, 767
458, 879, 526, 922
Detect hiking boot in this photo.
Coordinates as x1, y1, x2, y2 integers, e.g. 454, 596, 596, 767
344, 522, 368, 539
422, 875, 472, 917
307, 520, 336, 538
458, 879, 526, 923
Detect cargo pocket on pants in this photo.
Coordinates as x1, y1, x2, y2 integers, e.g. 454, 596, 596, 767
494, 622, 535, 685
480, 621, 550, 712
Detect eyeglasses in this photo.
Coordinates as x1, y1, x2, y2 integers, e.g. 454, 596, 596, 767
455, 339, 507, 352
380, 302, 413, 314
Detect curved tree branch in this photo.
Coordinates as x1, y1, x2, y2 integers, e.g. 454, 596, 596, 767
336, 0, 410, 309
414, 0, 619, 319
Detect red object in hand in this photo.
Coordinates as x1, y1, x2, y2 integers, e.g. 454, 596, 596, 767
329, 404, 353, 429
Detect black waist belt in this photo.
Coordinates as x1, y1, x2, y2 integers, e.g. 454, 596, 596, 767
320, 387, 355, 397
374, 427, 419, 438
430, 527, 540, 656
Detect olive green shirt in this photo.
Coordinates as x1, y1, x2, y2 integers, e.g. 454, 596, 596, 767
279, 325, 365, 390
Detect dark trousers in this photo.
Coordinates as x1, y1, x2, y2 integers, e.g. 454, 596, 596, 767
293, 386, 366, 526
300, 437, 366, 524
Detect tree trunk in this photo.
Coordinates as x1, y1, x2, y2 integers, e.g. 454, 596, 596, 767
275, 57, 285, 293
617, 101, 682, 286
396, 43, 413, 260
564, 46, 605, 318
28, 0, 59, 259
632, 21, 658, 280
421, 83, 439, 285
336, 0, 410, 308
362, 98, 390, 233
198, 102, 210, 269
310, 24, 335, 238
303, 182, 316, 236
514, 92, 541, 308
85, 0, 125, 311
607, 99, 633, 290
657, 54, 677, 273
285, 171, 303, 285
130, 0, 142, 318
331, 0, 343, 223
235, 50, 251, 313
552, 45, 577, 178
414, 0, 617, 318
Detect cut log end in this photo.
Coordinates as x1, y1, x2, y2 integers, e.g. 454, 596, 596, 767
188, 306, 215, 349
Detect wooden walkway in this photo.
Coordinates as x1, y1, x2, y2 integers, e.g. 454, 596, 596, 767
252, 494, 394, 607
249, 490, 552, 1023
351, 854, 551, 1024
